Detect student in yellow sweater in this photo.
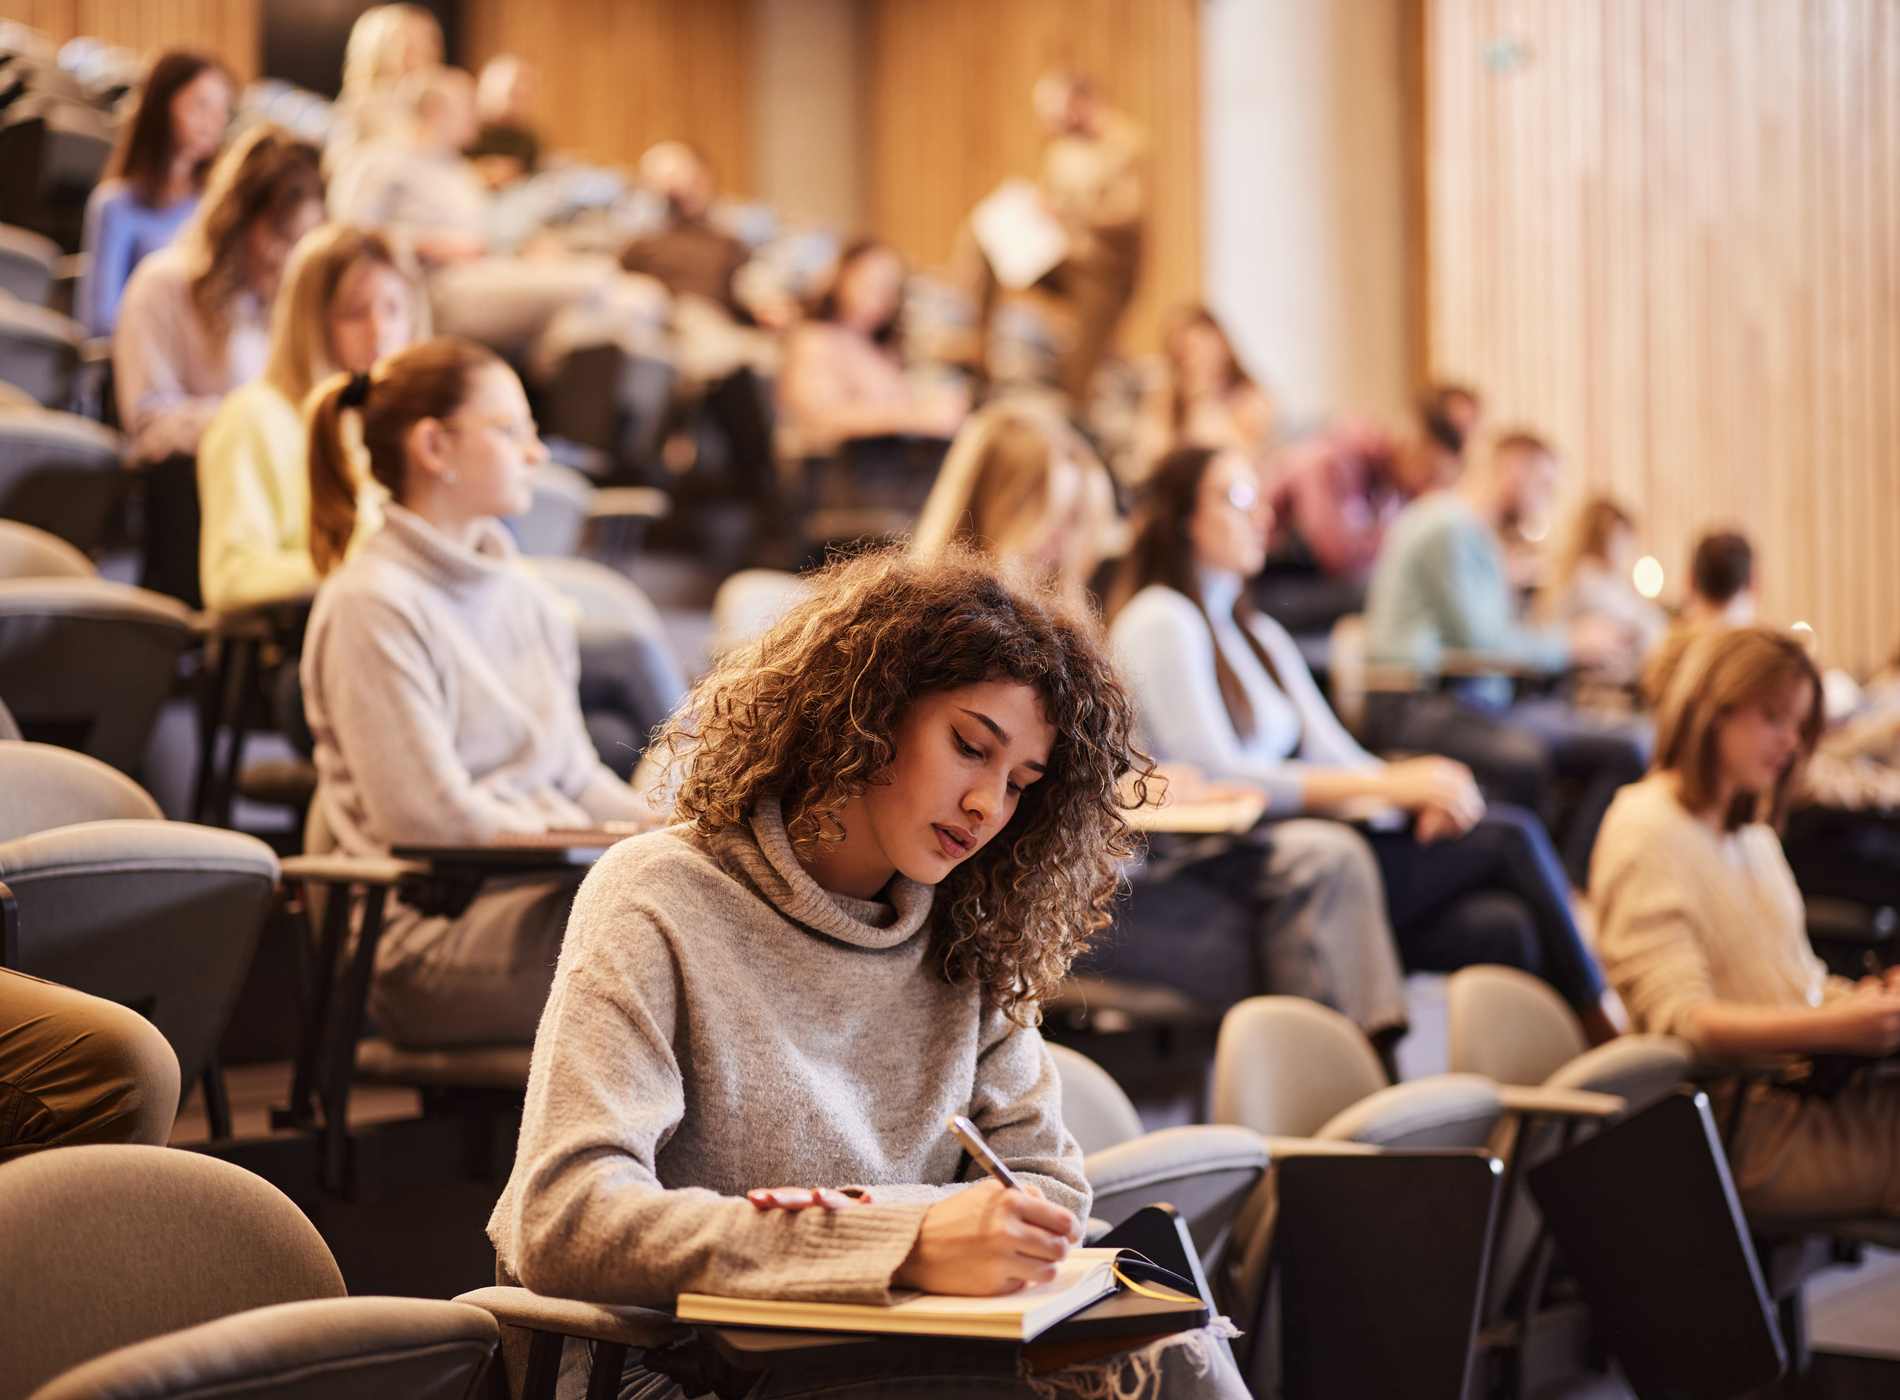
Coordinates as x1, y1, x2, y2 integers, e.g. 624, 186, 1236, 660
1593, 626, 1900, 1219
196, 224, 426, 614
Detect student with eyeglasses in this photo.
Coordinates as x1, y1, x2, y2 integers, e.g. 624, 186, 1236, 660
1107, 445, 1621, 1043
300, 336, 655, 1048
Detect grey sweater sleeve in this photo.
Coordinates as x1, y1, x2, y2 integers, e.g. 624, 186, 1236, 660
501, 875, 931, 1307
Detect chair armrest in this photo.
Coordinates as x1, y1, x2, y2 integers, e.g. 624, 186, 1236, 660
1496, 1084, 1626, 1122
453, 1285, 683, 1350
1085, 1125, 1271, 1197
1438, 650, 1548, 681
281, 853, 425, 888
587, 486, 671, 521
1084, 1217, 1115, 1244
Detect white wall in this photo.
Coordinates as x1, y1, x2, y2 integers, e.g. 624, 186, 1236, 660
1202, 0, 1412, 430
750, 0, 864, 230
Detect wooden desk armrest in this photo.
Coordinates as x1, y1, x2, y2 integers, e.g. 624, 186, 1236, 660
1497, 1084, 1626, 1121
1438, 650, 1549, 681
280, 853, 425, 887
588, 486, 671, 521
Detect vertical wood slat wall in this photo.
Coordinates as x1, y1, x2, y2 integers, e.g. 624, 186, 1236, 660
863, 0, 1202, 356
460, 0, 753, 191
2, 0, 257, 77
1425, 0, 1900, 673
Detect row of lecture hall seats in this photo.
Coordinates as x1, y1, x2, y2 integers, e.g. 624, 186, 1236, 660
4, 17, 1899, 1400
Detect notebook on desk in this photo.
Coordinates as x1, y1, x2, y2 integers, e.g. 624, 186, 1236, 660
677, 1247, 1189, 1342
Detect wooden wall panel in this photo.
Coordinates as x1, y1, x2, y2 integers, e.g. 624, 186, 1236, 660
461, 0, 753, 188
1424, 0, 1900, 673
863, 0, 1201, 356
1, 0, 258, 77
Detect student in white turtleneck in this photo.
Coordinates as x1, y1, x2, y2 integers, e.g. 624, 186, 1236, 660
1108, 445, 1620, 1042
300, 335, 652, 1048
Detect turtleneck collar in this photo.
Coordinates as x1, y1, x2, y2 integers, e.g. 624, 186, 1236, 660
375, 502, 520, 598
710, 795, 935, 952
1196, 564, 1244, 620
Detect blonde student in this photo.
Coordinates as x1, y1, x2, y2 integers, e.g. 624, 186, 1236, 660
489, 549, 1246, 1398
300, 337, 651, 1047
197, 224, 426, 612
1594, 626, 1900, 1219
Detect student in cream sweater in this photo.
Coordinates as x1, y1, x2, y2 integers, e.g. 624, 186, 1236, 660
1593, 626, 1900, 1219
300, 337, 653, 1047
197, 224, 424, 613
489, 549, 1247, 1398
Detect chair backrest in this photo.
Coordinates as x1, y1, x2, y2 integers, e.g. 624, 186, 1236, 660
528, 554, 688, 749
1211, 996, 1388, 1138
0, 739, 162, 839
0, 515, 91, 578
28, 1296, 499, 1400
0, 820, 279, 1090
0, 220, 58, 304
1447, 964, 1589, 1087
0, 578, 197, 774
0, 292, 82, 407
0, 407, 126, 553
1047, 1042, 1145, 1153
0, 1144, 345, 1397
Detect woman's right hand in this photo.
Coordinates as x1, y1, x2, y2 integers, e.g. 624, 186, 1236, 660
1819, 987, 1900, 1056
1380, 757, 1484, 828
893, 1180, 1077, 1296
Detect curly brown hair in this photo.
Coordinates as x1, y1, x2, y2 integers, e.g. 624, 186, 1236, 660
653, 547, 1154, 1025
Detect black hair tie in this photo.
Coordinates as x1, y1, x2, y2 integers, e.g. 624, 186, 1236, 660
339, 372, 372, 409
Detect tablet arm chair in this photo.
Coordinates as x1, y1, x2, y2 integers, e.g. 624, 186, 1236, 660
0, 739, 279, 1137
0, 1144, 496, 1400
0, 515, 91, 578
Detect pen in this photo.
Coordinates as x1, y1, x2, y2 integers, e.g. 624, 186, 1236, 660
947, 1113, 1023, 1191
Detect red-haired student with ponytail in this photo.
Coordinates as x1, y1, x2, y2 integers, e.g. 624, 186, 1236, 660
300, 336, 650, 1045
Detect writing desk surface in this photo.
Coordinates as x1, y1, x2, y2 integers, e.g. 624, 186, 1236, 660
391, 828, 638, 869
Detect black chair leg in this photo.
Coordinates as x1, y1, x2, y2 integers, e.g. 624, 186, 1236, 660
520, 1330, 564, 1400
200, 1051, 233, 1140
585, 1341, 628, 1400
1778, 1288, 1811, 1377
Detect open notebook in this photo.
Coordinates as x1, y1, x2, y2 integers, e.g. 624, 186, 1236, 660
677, 1247, 1143, 1341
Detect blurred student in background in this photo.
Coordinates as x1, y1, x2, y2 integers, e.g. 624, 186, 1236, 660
1542, 495, 1668, 662
79, 49, 233, 337
1132, 304, 1273, 480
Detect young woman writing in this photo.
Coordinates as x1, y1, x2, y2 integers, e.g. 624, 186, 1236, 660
488, 548, 1246, 1397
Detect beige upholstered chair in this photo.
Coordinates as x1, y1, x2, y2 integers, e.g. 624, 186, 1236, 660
1046, 1041, 1271, 1275
0, 516, 91, 579
0, 406, 124, 554
0, 1144, 497, 1399
0, 742, 278, 1135
0, 577, 197, 776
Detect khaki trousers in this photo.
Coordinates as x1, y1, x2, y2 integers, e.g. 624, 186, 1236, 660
1720, 1076, 1900, 1219
0, 969, 180, 1160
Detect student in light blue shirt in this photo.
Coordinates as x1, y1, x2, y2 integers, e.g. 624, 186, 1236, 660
1362, 430, 1649, 885
77, 50, 232, 337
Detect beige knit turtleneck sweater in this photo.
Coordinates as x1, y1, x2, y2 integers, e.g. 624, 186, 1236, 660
486, 796, 1089, 1307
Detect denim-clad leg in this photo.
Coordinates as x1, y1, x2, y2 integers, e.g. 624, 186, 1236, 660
1366, 805, 1607, 1011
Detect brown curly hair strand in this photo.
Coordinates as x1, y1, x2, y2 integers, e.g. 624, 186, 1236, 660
651, 547, 1155, 1025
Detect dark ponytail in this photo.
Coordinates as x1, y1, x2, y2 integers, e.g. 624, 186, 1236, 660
307, 335, 505, 575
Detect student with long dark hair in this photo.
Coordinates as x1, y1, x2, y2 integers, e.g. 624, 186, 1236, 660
113, 125, 324, 464
1109, 445, 1619, 1040
489, 547, 1247, 1397
301, 336, 651, 1047
914, 410, 1412, 1044
779, 237, 967, 456
79, 49, 233, 337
